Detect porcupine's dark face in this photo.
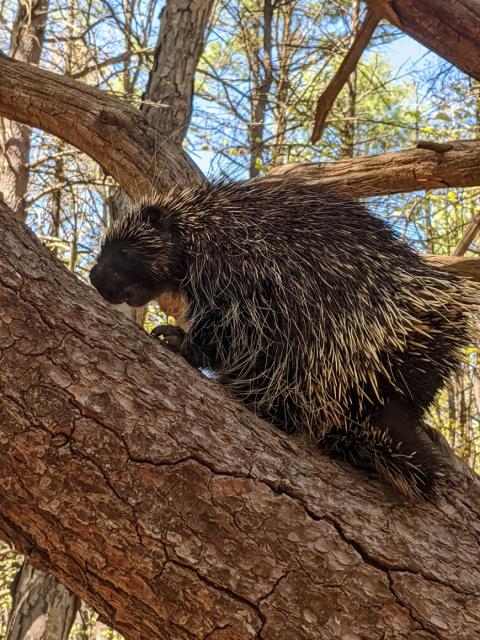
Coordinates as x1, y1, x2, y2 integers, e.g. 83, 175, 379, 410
89, 205, 183, 307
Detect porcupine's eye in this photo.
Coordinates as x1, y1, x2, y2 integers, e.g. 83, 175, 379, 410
140, 205, 174, 232
119, 247, 128, 257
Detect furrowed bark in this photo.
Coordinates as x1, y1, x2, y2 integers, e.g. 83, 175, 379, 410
1, 191, 480, 640
365, 0, 480, 81
142, 0, 215, 145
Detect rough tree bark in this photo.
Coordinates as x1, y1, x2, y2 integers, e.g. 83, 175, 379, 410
365, 0, 480, 82
1, 197, 480, 639
142, 0, 214, 146
0, 0, 49, 219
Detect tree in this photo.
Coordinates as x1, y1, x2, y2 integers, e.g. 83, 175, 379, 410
0, 0, 48, 219
1, 193, 480, 639
1, 1, 480, 637
5, 566, 79, 640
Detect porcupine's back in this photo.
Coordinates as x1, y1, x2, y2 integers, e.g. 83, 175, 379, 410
157, 180, 477, 497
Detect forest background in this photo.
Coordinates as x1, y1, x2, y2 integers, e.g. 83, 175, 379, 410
0, 0, 479, 637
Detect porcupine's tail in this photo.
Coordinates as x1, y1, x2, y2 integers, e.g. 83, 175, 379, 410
318, 400, 446, 499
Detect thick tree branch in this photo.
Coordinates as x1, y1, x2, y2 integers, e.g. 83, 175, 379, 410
424, 255, 480, 280
0, 52, 202, 199
365, 0, 480, 81
267, 140, 480, 196
1, 191, 480, 640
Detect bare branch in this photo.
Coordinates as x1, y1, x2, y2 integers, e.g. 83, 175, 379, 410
311, 8, 381, 144
453, 215, 480, 257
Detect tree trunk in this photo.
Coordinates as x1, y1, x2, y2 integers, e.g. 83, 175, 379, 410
142, 0, 215, 145
248, 0, 274, 178
365, 0, 480, 82
5, 561, 79, 640
0, 0, 48, 219
0, 198, 480, 640
340, 0, 361, 158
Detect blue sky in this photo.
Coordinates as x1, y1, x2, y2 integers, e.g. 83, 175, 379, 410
192, 32, 433, 175
380, 34, 429, 68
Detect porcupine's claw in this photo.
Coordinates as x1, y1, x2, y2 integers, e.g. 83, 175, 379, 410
151, 325, 207, 369
151, 324, 185, 352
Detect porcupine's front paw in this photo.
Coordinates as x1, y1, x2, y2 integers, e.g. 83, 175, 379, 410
151, 324, 185, 352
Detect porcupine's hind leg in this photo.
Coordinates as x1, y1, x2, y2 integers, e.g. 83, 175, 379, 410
369, 395, 446, 498
319, 394, 445, 499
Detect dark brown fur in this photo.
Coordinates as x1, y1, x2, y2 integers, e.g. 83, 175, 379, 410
90, 181, 478, 498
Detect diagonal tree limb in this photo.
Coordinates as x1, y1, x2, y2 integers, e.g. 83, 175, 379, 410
452, 214, 480, 257
311, 8, 381, 144
0, 197, 480, 640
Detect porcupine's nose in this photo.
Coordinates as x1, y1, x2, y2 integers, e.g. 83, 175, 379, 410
89, 262, 104, 293
90, 263, 122, 303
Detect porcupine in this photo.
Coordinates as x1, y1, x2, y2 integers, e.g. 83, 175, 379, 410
89, 180, 478, 499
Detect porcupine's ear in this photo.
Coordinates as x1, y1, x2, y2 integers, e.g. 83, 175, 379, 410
140, 205, 176, 233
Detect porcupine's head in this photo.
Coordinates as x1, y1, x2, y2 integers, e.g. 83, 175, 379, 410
90, 205, 184, 307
